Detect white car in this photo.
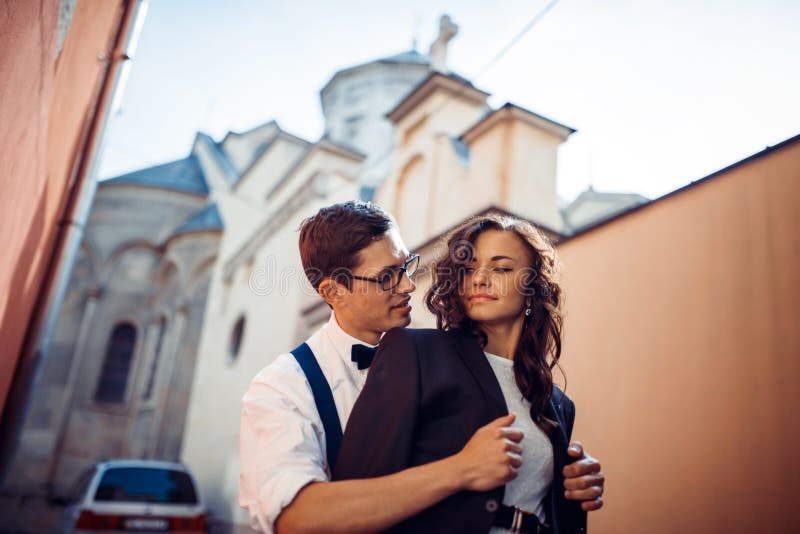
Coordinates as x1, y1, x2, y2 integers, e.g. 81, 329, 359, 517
60, 459, 207, 533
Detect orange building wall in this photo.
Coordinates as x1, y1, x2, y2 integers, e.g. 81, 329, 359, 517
0, 1, 126, 415
557, 138, 800, 532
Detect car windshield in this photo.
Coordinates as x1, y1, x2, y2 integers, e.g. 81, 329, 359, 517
94, 467, 198, 504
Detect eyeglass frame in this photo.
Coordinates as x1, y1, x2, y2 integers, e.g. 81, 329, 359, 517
350, 253, 420, 291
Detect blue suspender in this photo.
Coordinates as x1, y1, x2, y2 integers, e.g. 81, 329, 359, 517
290, 343, 343, 470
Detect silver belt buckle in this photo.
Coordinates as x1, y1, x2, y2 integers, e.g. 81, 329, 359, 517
511, 507, 542, 534
511, 507, 523, 533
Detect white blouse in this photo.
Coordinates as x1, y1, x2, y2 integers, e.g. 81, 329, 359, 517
485, 351, 554, 530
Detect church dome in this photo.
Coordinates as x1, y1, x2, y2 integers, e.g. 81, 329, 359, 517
318, 50, 431, 163
319, 49, 430, 101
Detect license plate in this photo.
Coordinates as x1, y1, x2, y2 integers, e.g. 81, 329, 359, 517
124, 517, 168, 531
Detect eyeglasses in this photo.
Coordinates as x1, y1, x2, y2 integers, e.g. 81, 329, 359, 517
351, 254, 420, 291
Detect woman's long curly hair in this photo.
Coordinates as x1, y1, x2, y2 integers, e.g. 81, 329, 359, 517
425, 214, 564, 435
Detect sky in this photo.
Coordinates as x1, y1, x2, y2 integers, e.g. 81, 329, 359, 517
96, 0, 800, 202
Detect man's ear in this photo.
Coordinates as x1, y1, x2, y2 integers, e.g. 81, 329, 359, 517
318, 278, 345, 308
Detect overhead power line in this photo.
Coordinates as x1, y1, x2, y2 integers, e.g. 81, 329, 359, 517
425, 0, 560, 121
473, 0, 560, 81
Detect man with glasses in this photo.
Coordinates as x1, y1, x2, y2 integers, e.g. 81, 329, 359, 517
239, 201, 603, 533
351, 253, 420, 292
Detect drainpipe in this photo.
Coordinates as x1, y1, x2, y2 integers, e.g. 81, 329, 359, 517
0, 0, 149, 489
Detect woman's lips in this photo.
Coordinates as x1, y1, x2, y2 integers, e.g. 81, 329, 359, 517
469, 294, 497, 302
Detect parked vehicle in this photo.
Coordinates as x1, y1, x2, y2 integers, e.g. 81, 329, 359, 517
60, 459, 207, 533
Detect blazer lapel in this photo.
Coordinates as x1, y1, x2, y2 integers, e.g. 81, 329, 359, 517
545, 398, 570, 471
449, 329, 508, 420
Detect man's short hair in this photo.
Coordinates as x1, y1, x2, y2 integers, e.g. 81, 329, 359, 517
299, 200, 396, 291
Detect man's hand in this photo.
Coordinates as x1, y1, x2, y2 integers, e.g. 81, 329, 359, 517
452, 413, 524, 492
562, 441, 604, 511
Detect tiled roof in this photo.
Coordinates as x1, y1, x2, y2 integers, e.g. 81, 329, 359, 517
102, 155, 209, 195
173, 202, 223, 235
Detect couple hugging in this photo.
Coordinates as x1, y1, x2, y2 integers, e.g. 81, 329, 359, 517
240, 201, 604, 534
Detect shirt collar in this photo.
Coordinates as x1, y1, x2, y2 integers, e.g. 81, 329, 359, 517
323, 312, 376, 372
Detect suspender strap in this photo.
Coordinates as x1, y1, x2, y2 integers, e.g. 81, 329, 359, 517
290, 342, 343, 470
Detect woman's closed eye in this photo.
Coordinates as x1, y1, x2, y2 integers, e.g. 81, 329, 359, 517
464, 266, 513, 273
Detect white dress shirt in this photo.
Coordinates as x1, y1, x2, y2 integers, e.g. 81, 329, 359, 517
239, 312, 375, 533
484, 351, 554, 531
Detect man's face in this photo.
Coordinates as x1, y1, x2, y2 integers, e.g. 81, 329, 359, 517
333, 227, 416, 344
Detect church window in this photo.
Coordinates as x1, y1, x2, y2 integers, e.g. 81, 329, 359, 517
345, 115, 364, 141
94, 322, 137, 404
344, 82, 370, 105
230, 315, 246, 361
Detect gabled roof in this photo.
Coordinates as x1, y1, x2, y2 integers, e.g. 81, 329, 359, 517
101, 155, 209, 196
195, 132, 240, 186
563, 187, 649, 216
220, 120, 279, 146
265, 136, 365, 200
220, 121, 284, 177
320, 49, 430, 97
460, 102, 576, 144
234, 126, 311, 189
173, 202, 223, 236
386, 71, 491, 124
561, 187, 650, 233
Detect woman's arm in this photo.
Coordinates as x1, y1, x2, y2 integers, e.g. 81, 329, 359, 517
277, 414, 520, 534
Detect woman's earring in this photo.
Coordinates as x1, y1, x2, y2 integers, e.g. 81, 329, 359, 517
524, 307, 532, 317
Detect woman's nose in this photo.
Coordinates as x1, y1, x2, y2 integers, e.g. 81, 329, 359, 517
472, 267, 489, 286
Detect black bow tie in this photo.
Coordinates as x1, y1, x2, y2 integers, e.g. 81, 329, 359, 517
351, 344, 377, 370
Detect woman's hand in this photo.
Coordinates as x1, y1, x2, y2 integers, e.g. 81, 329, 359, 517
563, 441, 605, 511
450, 412, 524, 492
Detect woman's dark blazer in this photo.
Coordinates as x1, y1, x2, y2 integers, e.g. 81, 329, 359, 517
333, 327, 587, 534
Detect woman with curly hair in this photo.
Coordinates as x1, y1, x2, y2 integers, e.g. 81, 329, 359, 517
333, 214, 598, 534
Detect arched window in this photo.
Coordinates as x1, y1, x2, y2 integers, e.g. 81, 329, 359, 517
142, 317, 167, 400
95, 322, 137, 404
229, 315, 246, 361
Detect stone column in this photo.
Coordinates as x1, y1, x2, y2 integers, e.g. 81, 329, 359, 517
147, 301, 188, 459
121, 316, 162, 457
